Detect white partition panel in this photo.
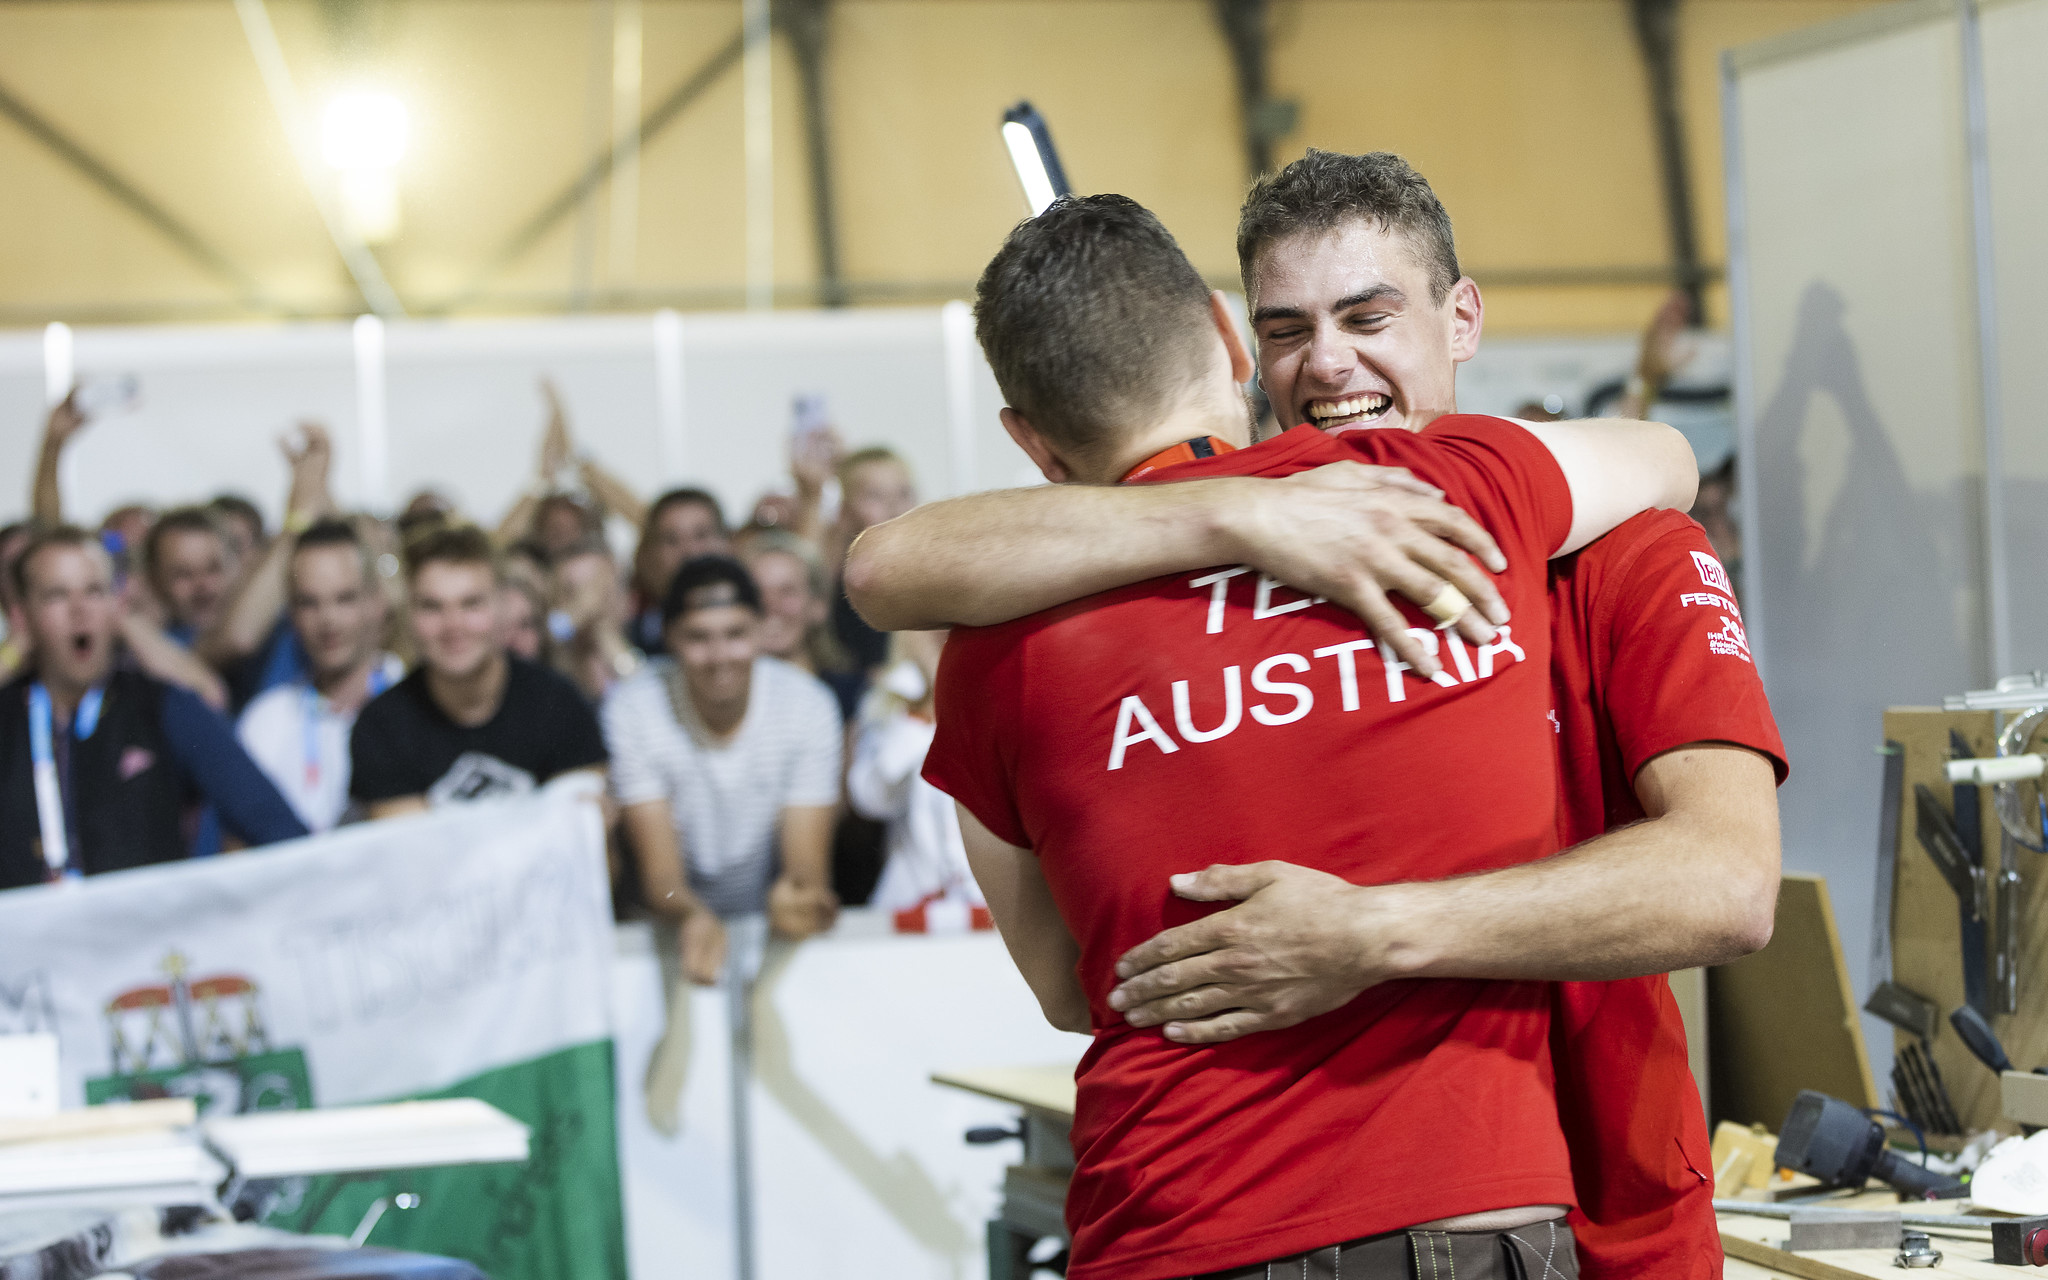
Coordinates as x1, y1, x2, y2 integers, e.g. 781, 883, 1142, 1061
1728, 0, 1988, 1067
1983, 0, 2048, 672
57, 323, 363, 522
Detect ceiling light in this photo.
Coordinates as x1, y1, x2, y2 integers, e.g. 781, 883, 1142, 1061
1001, 102, 1070, 217
321, 89, 409, 172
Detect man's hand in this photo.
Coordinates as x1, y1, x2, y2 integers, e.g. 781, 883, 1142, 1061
539, 379, 573, 479
1107, 862, 1407, 1044
681, 905, 728, 985
1224, 461, 1510, 678
44, 391, 87, 450
791, 423, 843, 499
768, 874, 839, 940
282, 422, 335, 522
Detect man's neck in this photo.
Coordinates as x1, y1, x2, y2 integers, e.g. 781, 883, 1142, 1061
313, 654, 379, 714
39, 671, 97, 727
426, 651, 509, 729
1089, 399, 1254, 487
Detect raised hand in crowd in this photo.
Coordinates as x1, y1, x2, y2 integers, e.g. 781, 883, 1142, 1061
31, 390, 89, 527
1618, 289, 1694, 421
197, 422, 336, 672
786, 420, 842, 544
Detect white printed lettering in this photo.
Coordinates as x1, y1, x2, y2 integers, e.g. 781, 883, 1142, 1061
1679, 591, 1740, 614
1444, 633, 1479, 683
1249, 654, 1314, 725
1707, 614, 1752, 662
1381, 629, 1462, 702
1691, 550, 1734, 595
1172, 666, 1243, 743
1312, 639, 1377, 711
1108, 695, 1181, 770
1253, 575, 1321, 620
1475, 625, 1527, 677
1188, 568, 1250, 635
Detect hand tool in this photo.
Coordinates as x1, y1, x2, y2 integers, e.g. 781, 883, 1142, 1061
1916, 783, 1994, 1015
1774, 1090, 1966, 1200
1951, 729, 1994, 1016
1865, 981, 1941, 1042
1874, 741, 1904, 981
1950, 1003, 2028, 1075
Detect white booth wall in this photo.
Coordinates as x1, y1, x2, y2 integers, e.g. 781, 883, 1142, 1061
1726, 0, 2048, 1080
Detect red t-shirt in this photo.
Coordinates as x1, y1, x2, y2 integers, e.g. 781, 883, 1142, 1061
1546, 509, 1788, 1280
925, 419, 1578, 1280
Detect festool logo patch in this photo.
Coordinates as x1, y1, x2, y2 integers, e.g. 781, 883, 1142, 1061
83, 949, 311, 1116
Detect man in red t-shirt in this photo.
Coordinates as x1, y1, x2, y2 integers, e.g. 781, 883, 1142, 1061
849, 152, 1785, 1279
926, 195, 1696, 1278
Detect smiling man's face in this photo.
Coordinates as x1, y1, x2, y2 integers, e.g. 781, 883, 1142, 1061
1249, 218, 1483, 437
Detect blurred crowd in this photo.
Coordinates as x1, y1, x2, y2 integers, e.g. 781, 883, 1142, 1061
0, 380, 984, 981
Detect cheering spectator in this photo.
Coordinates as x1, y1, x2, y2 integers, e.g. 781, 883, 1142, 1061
603, 556, 840, 983
549, 535, 640, 701
349, 525, 605, 817
0, 528, 305, 889
198, 424, 338, 706
846, 629, 984, 918
208, 494, 266, 566
499, 574, 550, 665
628, 488, 730, 654
144, 508, 237, 645
737, 529, 849, 677
827, 447, 917, 675
236, 520, 401, 832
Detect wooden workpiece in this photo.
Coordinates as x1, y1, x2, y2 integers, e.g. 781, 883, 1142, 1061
1719, 1199, 2003, 1279
1886, 707, 2048, 1135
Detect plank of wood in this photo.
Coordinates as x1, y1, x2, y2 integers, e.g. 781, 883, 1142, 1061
931, 1064, 1077, 1119
0, 1097, 195, 1146
1720, 1235, 1871, 1280
1710, 873, 1878, 1128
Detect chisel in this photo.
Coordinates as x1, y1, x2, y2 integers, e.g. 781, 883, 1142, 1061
1951, 731, 1993, 1016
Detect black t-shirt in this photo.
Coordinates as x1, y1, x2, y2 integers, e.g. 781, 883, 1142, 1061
348, 657, 608, 805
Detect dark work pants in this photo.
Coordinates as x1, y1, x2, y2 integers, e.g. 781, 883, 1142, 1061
1193, 1219, 1580, 1280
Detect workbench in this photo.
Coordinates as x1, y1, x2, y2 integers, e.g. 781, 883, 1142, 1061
933, 1066, 2013, 1280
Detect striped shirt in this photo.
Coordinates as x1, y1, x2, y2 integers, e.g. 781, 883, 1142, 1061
603, 655, 842, 917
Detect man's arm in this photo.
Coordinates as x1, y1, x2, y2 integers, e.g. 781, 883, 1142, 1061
958, 804, 1089, 1034
622, 798, 727, 984
847, 466, 1512, 679
159, 686, 310, 847
199, 424, 334, 668
1516, 418, 1697, 554
768, 804, 839, 939
121, 614, 229, 710
31, 393, 85, 527
1105, 743, 1779, 1043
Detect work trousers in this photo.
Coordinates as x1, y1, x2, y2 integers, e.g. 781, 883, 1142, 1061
1193, 1219, 1580, 1280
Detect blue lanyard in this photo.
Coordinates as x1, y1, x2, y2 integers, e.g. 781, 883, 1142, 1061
28, 683, 102, 881
301, 662, 392, 790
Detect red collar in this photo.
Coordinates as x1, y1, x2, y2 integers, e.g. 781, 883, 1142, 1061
1120, 435, 1239, 483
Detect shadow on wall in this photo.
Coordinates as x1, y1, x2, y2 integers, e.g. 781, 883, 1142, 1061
1753, 280, 1982, 1011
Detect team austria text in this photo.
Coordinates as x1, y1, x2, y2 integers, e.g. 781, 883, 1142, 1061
1107, 568, 1527, 772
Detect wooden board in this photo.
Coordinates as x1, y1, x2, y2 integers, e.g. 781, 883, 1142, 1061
1717, 1208, 2002, 1279
1671, 966, 1709, 1106
1710, 873, 1878, 1128
1884, 706, 2048, 1135
931, 1064, 1077, 1120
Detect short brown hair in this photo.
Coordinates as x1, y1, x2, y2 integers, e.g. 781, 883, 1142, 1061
291, 518, 376, 588
974, 194, 1215, 462
403, 523, 500, 584
13, 526, 107, 600
143, 506, 225, 585
1236, 150, 1461, 305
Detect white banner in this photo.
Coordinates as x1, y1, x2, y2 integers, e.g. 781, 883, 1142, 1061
0, 782, 623, 1279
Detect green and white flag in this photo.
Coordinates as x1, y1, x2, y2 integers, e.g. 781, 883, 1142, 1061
0, 783, 625, 1280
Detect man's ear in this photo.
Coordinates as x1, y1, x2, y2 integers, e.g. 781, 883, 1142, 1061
1447, 277, 1484, 365
1208, 291, 1255, 385
999, 408, 1073, 484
